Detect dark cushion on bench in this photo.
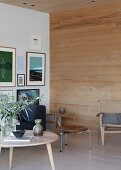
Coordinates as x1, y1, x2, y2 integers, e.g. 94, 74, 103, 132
17, 105, 46, 130
102, 113, 121, 125
19, 105, 45, 123
17, 122, 35, 130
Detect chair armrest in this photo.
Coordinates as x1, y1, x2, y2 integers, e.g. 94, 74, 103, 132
96, 113, 104, 117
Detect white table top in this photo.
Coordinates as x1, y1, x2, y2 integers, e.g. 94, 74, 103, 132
0, 131, 58, 148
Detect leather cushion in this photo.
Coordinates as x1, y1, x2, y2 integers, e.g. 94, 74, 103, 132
19, 105, 40, 123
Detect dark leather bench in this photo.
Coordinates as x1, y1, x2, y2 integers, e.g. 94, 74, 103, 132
17, 105, 46, 131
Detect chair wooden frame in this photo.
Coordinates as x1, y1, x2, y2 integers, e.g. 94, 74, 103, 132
97, 100, 121, 145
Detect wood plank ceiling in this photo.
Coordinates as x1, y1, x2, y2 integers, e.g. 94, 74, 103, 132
0, 0, 121, 13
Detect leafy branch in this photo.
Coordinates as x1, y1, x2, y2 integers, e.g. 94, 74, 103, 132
0, 95, 43, 121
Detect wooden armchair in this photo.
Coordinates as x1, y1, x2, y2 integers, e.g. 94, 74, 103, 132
97, 100, 121, 145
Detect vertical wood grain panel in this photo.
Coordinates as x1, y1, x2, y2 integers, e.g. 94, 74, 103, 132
50, 2, 121, 129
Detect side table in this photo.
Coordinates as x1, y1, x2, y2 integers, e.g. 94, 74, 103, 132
58, 125, 92, 152
47, 113, 75, 131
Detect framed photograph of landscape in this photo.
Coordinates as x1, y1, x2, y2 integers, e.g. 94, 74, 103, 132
26, 52, 46, 86
17, 74, 25, 87
0, 46, 16, 87
17, 89, 39, 104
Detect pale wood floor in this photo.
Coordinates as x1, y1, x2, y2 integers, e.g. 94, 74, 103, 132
0, 131, 121, 170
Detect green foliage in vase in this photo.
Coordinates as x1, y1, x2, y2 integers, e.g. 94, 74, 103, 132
0, 95, 43, 121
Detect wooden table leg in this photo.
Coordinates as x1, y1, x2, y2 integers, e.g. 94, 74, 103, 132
9, 147, 13, 170
46, 143, 55, 170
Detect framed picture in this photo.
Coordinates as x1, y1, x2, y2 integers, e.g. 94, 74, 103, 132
0, 46, 16, 87
26, 52, 46, 86
17, 74, 25, 87
31, 34, 41, 50
0, 90, 13, 97
17, 89, 39, 104
0, 90, 13, 102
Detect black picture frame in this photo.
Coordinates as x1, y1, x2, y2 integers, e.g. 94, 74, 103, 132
17, 89, 39, 105
17, 74, 25, 87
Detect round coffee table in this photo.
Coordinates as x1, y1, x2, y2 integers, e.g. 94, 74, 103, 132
0, 131, 58, 170
58, 125, 91, 152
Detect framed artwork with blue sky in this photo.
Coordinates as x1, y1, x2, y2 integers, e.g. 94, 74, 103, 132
26, 52, 46, 86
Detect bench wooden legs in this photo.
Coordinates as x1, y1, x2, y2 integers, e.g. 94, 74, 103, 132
99, 114, 105, 145
100, 122, 104, 145
101, 127, 104, 145
46, 143, 55, 170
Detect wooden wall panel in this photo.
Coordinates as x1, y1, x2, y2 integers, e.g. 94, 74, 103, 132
50, 2, 121, 129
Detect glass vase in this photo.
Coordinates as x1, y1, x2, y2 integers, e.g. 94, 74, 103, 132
1, 117, 16, 137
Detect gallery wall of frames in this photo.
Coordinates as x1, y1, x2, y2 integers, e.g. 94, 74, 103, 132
0, 46, 46, 104
0, 3, 50, 112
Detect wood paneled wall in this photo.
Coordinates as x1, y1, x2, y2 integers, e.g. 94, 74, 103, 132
50, 2, 121, 129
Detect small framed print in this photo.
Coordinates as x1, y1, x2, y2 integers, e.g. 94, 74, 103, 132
31, 34, 41, 50
17, 74, 25, 87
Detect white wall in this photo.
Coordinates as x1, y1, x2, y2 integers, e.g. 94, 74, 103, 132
0, 3, 50, 112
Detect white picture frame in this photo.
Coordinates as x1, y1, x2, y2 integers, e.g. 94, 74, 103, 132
26, 52, 46, 86
31, 34, 41, 50
0, 90, 13, 98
